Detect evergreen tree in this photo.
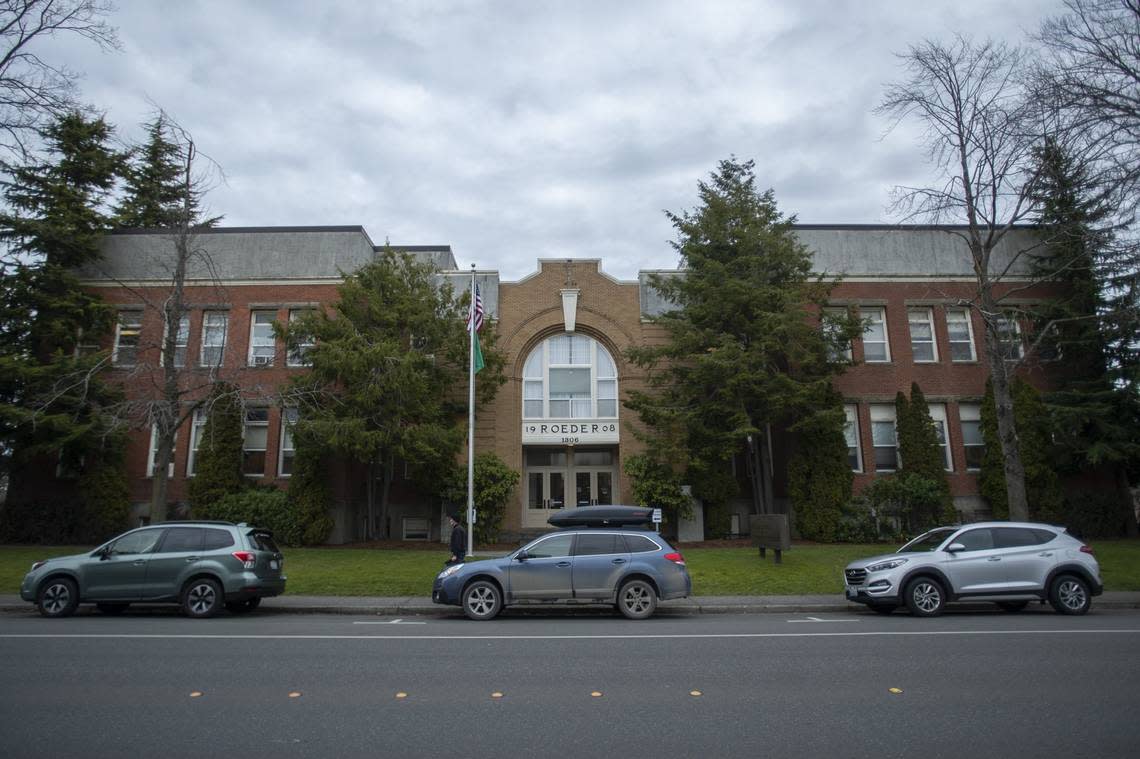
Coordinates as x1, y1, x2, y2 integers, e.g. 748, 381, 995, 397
280, 247, 506, 539
115, 114, 217, 228
1030, 137, 1140, 535
895, 383, 953, 526
980, 379, 1064, 521
787, 388, 852, 542
187, 383, 246, 513
285, 430, 334, 546
0, 112, 123, 502
626, 158, 857, 517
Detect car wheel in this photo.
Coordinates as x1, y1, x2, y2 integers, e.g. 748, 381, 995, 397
617, 579, 658, 620
181, 578, 223, 619
1049, 574, 1091, 615
96, 603, 130, 615
997, 601, 1029, 613
870, 605, 898, 615
904, 577, 945, 617
37, 578, 79, 618
462, 580, 502, 621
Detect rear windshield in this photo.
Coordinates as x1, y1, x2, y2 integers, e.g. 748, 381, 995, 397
248, 532, 280, 553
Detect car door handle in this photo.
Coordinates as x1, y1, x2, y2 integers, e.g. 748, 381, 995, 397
556, 561, 571, 568
185, 556, 200, 562
987, 556, 1001, 562
1038, 552, 1053, 557
611, 558, 626, 565
132, 560, 145, 566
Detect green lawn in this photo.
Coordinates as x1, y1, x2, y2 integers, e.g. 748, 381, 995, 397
4, 540, 1140, 597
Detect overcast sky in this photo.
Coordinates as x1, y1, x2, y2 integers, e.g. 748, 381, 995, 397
53, 0, 1064, 280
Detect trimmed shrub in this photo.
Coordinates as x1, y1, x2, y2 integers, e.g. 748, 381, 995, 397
863, 473, 945, 538
198, 488, 310, 547
285, 434, 334, 546
441, 453, 520, 544
788, 398, 852, 542
79, 443, 131, 543
187, 384, 246, 513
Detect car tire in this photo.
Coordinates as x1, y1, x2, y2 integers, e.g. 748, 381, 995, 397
870, 605, 898, 615
617, 579, 658, 620
37, 577, 79, 618
181, 578, 223, 619
997, 601, 1029, 613
904, 576, 945, 617
96, 603, 130, 615
462, 580, 502, 621
1049, 574, 1091, 615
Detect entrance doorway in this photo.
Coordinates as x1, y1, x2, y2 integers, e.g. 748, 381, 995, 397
524, 447, 617, 528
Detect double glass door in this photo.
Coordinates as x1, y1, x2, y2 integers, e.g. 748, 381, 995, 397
525, 447, 616, 526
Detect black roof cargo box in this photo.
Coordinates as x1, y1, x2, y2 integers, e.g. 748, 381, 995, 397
547, 505, 654, 528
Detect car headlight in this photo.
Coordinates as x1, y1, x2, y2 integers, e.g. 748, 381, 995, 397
867, 558, 908, 572
437, 564, 463, 580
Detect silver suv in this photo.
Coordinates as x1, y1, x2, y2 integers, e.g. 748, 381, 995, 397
20, 521, 286, 618
844, 522, 1103, 616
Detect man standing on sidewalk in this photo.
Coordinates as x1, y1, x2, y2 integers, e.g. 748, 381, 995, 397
445, 513, 466, 566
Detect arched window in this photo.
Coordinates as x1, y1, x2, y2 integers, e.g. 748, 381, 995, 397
522, 334, 618, 420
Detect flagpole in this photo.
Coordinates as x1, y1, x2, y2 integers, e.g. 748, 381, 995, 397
466, 263, 476, 559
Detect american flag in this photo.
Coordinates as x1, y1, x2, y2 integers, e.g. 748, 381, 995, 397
467, 284, 484, 332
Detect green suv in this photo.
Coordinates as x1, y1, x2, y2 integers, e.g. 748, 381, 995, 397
19, 521, 286, 618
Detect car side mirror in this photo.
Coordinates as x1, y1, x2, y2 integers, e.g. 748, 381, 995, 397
98, 547, 112, 560
946, 542, 965, 554
515, 550, 529, 562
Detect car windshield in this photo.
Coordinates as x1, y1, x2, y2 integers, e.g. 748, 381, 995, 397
897, 528, 956, 553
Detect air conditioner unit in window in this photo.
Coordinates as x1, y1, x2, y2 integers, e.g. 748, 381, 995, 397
252, 355, 273, 367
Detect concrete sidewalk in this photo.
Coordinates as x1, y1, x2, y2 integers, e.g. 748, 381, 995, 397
4, 592, 1140, 616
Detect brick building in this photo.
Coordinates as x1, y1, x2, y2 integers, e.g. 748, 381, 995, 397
75, 224, 1054, 543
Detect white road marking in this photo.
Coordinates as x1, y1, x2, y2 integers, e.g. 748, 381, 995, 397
353, 619, 427, 625
787, 617, 860, 623
1, 629, 1138, 641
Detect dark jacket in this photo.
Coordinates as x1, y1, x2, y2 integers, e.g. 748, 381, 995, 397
449, 523, 467, 559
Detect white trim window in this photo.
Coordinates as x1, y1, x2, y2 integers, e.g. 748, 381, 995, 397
402, 517, 430, 541
860, 307, 890, 363
200, 312, 228, 367
521, 334, 619, 420
278, 407, 298, 477
112, 311, 143, 367
959, 403, 984, 471
928, 403, 952, 471
823, 307, 853, 362
242, 407, 269, 477
945, 308, 976, 362
869, 404, 898, 472
908, 307, 938, 362
163, 315, 191, 368
996, 316, 1023, 360
844, 404, 862, 472
286, 309, 315, 367
187, 409, 207, 477
248, 311, 277, 367
147, 424, 175, 478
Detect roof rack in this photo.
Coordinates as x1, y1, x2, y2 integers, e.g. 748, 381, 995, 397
547, 505, 654, 528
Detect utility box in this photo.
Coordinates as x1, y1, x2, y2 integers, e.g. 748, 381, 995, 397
749, 514, 791, 564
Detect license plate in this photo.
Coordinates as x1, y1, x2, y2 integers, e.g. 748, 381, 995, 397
270, 560, 279, 570
845, 587, 858, 599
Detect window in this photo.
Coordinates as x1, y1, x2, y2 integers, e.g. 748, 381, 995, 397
200, 312, 228, 367
908, 308, 937, 362
844, 404, 862, 472
869, 404, 898, 472
959, 403, 984, 471
112, 311, 142, 366
521, 334, 619, 420
525, 533, 574, 558
202, 529, 235, 550
822, 307, 853, 362
574, 533, 624, 556
945, 308, 976, 362
147, 425, 175, 478
996, 316, 1023, 360
624, 534, 662, 553
402, 517, 430, 541
242, 407, 269, 476
108, 529, 162, 556
928, 403, 952, 471
248, 311, 277, 366
187, 409, 208, 476
993, 527, 1047, 548
279, 407, 298, 477
158, 527, 205, 553
163, 315, 190, 368
287, 309, 315, 366
860, 307, 890, 362
954, 528, 995, 552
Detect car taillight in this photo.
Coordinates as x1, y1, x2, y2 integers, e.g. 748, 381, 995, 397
664, 552, 686, 566
1080, 545, 1094, 555
232, 551, 256, 569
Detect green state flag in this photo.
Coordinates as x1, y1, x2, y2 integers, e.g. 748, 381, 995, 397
472, 329, 484, 374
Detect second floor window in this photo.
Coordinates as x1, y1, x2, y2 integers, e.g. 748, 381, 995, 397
201, 312, 228, 367
248, 311, 276, 367
164, 315, 190, 368
996, 316, 1023, 360
522, 334, 619, 420
945, 308, 976, 361
113, 311, 142, 367
860, 307, 890, 362
823, 307, 853, 362
908, 308, 937, 362
287, 309, 315, 366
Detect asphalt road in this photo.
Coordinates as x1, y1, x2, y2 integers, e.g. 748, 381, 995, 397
2, 607, 1139, 758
